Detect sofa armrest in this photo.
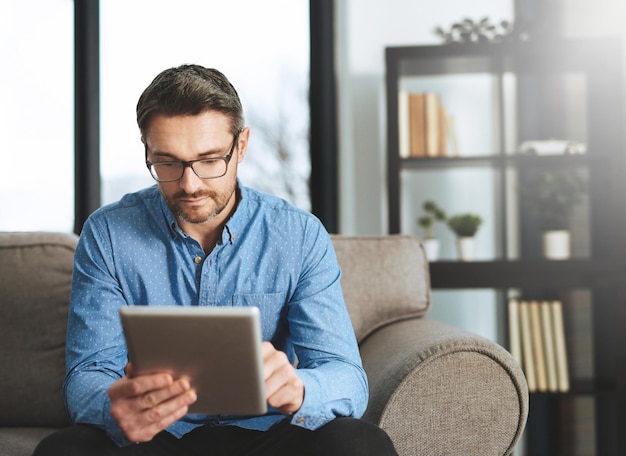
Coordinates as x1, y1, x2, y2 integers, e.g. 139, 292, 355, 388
360, 318, 528, 456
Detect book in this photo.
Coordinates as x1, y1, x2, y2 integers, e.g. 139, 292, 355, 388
397, 91, 410, 158
551, 300, 570, 392
408, 92, 426, 157
529, 300, 548, 392
508, 299, 522, 367
437, 99, 448, 157
446, 114, 460, 157
424, 92, 442, 157
540, 301, 558, 392
397, 91, 451, 158
519, 300, 536, 392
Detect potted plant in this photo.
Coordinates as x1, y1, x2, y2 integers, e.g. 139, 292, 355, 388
417, 200, 446, 261
447, 213, 483, 261
519, 169, 587, 259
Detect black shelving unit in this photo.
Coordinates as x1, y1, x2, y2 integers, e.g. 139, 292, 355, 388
385, 39, 626, 455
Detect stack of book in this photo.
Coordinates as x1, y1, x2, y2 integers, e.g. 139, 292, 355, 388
508, 299, 570, 393
398, 91, 457, 158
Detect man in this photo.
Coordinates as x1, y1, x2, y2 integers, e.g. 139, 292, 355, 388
34, 65, 398, 455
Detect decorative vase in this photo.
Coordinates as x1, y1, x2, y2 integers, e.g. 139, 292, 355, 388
543, 230, 570, 260
423, 238, 440, 261
456, 236, 475, 261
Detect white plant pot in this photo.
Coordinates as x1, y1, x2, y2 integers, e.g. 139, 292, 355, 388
423, 238, 440, 261
456, 236, 475, 261
543, 230, 571, 260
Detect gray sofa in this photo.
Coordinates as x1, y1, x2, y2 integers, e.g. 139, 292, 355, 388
0, 232, 527, 455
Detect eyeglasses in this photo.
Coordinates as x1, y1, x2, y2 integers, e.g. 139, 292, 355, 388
145, 133, 239, 182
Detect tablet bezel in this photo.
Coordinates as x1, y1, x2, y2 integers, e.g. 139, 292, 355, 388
119, 305, 267, 415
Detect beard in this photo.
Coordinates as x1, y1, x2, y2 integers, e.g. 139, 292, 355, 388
161, 182, 237, 225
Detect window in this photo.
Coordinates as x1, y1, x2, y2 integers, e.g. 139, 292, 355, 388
0, 0, 74, 231
100, 0, 311, 210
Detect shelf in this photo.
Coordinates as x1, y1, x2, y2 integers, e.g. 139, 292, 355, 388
531, 379, 613, 397
390, 39, 620, 77
429, 258, 625, 289
399, 153, 590, 170
386, 38, 626, 455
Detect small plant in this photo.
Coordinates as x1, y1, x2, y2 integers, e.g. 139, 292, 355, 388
447, 213, 483, 237
434, 17, 514, 44
417, 200, 446, 239
519, 169, 587, 231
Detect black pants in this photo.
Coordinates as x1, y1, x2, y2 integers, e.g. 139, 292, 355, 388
33, 418, 398, 456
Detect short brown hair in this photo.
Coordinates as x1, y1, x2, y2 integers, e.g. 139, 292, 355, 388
136, 64, 244, 138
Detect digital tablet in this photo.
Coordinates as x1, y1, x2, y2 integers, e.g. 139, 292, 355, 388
119, 305, 267, 415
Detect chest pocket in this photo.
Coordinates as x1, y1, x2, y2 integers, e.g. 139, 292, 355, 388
232, 292, 287, 343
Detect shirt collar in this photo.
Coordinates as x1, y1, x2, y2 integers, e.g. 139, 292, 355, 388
156, 181, 248, 244
153, 187, 183, 239
222, 181, 247, 245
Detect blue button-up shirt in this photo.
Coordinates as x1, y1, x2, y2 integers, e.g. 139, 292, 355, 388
64, 184, 368, 446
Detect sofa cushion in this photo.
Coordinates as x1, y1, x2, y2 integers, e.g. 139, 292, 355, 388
0, 427, 59, 455
331, 235, 430, 343
0, 232, 77, 427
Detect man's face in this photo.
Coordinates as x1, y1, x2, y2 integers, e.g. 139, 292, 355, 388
144, 111, 248, 228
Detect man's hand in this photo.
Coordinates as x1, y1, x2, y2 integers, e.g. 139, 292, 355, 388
262, 341, 304, 414
108, 364, 197, 443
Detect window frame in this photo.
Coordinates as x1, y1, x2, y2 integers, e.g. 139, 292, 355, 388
73, 0, 338, 234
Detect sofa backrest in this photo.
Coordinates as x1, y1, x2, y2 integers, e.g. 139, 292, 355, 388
331, 235, 431, 343
0, 232, 77, 427
0, 232, 429, 425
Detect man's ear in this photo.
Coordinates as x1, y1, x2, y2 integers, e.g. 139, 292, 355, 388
141, 137, 147, 160
236, 127, 250, 163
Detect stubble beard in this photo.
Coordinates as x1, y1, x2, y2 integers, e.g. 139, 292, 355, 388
162, 182, 237, 225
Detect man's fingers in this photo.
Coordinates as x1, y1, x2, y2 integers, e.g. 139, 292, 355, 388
261, 341, 274, 357
266, 370, 303, 413
261, 341, 304, 413
135, 378, 191, 410
264, 357, 292, 395
124, 390, 196, 443
108, 373, 197, 443
109, 372, 175, 401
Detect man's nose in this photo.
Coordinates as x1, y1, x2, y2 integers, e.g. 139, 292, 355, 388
178, 165, 204, 193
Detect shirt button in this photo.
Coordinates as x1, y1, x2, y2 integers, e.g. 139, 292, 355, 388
296, 417, 305, 424
194, 256, 202, 264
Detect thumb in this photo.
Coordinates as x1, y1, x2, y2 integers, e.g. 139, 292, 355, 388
124, 362, 134, 378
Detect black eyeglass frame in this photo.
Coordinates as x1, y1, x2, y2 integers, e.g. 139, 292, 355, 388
145, 132, 240, 182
